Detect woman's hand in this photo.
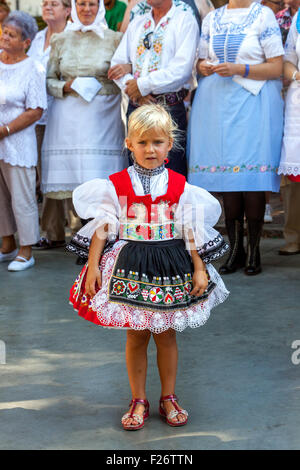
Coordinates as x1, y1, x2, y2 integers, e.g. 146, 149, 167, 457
197, 59, 214, 76
108, 64, 132, 80
63, 79, 75, 94
85, 266, 102, 298
212, 62, 243, 77
190, 270, 208, 297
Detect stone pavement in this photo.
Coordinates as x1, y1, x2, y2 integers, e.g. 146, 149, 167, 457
1, 237, 300, 450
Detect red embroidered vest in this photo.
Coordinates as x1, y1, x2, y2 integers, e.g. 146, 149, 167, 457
109, 169, 186, 241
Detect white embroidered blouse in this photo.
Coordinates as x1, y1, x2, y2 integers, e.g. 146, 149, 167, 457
199, 3, 284, 94
0, 57, 47, 168
111, 2, 199, 96
72, 167, 227, 262
28, 28, 51, 125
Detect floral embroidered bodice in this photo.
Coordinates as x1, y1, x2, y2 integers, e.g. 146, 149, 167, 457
109, 168, 186, 241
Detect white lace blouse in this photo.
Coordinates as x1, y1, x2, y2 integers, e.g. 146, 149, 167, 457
0, 56, 47, 167
72, 167, 227, 262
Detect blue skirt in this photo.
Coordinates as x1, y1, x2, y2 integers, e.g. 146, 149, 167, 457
187, 74, 284, 192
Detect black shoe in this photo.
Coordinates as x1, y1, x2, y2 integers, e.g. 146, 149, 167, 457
32, 237, 66, 250
244, 219, 262, 276
219, 218, 246, 274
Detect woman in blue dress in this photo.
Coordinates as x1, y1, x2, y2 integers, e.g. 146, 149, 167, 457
187, 0, 284, 275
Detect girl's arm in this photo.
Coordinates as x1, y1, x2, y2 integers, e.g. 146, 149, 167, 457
187, 230, 208, 297
85, 224, 108, 298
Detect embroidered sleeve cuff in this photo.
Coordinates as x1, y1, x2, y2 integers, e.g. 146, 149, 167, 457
197, 234, 229, 264
66, 232, 117, 260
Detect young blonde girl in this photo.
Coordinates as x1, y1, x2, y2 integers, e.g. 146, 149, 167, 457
68, 104, 229, 430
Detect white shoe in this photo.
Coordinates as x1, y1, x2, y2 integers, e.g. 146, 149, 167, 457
0, 248, 18, 263
264, 204, 273, 223
8, 256, 35, 272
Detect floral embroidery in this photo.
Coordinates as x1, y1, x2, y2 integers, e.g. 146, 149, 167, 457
109, 270, 216, 311
112, 280, 127, 295
134, 17, 170, 79
189, 164, 278, 174
213, 3, 262, 35
259, 26, 281, 42
130, 0, 191, 22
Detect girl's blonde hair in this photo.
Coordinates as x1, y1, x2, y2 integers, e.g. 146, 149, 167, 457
127, 104, 178, 143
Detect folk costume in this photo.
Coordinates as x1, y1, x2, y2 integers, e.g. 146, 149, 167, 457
68, 165, 229, 334
187, 3, 284, 193
41, 0, 126, 199
110, 1, 199, 177
277, 12, 300, 253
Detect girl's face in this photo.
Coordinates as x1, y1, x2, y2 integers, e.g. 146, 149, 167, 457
126, 128, 173, 170
42, 1, 71, 25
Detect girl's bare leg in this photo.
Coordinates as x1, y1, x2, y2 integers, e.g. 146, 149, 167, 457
153, 329, 187, 424
123, 329, 151, 426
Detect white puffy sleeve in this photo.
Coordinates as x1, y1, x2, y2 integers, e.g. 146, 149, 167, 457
174, 183, 228, 263
66, 179, 120, 259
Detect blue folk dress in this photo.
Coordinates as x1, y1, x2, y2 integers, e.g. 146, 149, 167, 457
187, 3, 285, 192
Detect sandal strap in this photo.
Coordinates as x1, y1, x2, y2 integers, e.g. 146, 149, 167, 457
166, 409, 188, 420
15, 256, 29, 262
121, 413, 143, 425
160, 394, 181, 412
128, 398, 149, 417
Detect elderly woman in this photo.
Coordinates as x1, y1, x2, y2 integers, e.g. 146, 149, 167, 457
188, 0, 284, 275
41, 0, 127, 252
277, 11, 300, 255
0, 11, 47, 271
28, 0, 73, 250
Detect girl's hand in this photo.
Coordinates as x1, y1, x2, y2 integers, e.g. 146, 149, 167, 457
212, 62, 242, 77
85, 266, 102, 298
197, 59, 214, 76
190, 270, 208, 297
108, 64, 132, 80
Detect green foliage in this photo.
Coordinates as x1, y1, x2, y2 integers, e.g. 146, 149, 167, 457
35, 16, 47, 31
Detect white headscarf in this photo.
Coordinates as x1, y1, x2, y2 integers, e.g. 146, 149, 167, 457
67, 0, 108, 38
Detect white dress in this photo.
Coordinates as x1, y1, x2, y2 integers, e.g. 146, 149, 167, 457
0, 57, 47, 168
41, 29, 127, 196
68, 168, 229, 333
278, 13, 300, 177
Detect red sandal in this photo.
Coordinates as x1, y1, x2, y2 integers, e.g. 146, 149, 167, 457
121, 398, 150, 431
159, 394, 188, 427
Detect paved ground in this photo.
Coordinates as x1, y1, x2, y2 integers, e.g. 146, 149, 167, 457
1, 237, 300, 450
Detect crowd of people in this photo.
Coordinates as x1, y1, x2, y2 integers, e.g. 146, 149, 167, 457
0, 0, 299, 275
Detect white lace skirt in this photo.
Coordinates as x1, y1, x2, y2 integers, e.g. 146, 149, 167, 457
41, 94, 127, 194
